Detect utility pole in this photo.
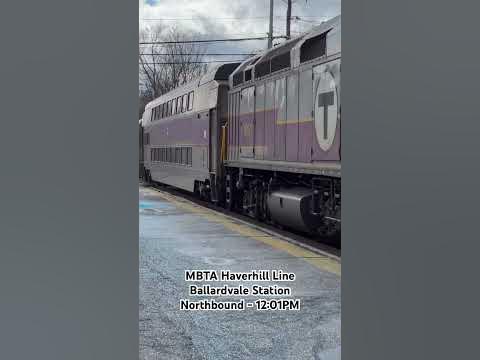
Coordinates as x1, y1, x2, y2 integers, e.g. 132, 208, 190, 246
286, 0, 292, 39
268, 0, 274, 49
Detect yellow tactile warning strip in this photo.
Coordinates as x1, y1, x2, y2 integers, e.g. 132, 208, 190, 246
142, 187, 341, 276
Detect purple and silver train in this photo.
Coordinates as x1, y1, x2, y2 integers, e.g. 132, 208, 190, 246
141, 15, 340, 236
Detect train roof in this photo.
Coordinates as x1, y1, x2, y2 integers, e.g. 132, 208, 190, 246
229, 15, 340, 88
144, 62, 241, 111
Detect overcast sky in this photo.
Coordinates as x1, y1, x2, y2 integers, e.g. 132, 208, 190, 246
139, 0, 340, 58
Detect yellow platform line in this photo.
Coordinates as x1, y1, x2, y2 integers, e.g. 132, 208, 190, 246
144, 187, 341, 276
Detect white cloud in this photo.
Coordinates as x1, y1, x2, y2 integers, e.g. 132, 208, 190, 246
139, 0, 340, 53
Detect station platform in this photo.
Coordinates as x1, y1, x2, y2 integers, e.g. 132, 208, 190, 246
139, 185, 341, 360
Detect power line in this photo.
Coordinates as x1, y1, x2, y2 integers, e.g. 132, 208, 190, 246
142, 16, 285, 21
139, 36, 286, 45
141, 16, 325, 21
139, 60, 244, 64
139, 53, 255, 56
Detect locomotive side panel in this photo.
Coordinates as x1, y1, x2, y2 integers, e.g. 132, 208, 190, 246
254, 83, 266, 160
239, 86, 255, 158
264, 81, 276, 161
274, 77, 286, 161
298, 68, 313, 163
285, 73, 299, 162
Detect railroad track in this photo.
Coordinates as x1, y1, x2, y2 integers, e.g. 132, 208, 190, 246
141, 181, 341, 260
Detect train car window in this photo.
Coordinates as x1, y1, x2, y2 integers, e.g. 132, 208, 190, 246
168, 101, 172, 116
182, 95, 187, 113
188, 91, 194, 111
271, 52, 291, 73
176, 148, 181, 164
300, 32, 327, 63
178, 97, 183, 113
181, 147, 186, 164
233, 72, 243, 87
187, 147, 192, 165
255, 60, 271, 79
244, 69, 252, 82
160, 104, 164, 118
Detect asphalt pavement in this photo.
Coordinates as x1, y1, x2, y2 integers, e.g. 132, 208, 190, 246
139, 185, 340, 360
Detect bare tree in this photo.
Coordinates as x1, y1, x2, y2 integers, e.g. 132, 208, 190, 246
139, 25, 208, 116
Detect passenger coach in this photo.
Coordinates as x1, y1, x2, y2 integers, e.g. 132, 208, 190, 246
141, 63, 239, 201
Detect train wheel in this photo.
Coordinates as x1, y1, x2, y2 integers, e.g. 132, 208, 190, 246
317, 222, 341, 245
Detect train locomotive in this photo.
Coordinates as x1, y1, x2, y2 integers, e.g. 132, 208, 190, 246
140, 15, 341, 237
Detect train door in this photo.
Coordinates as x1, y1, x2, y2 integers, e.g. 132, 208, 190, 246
311, 60, 340, 161
239, 86, 255, 158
